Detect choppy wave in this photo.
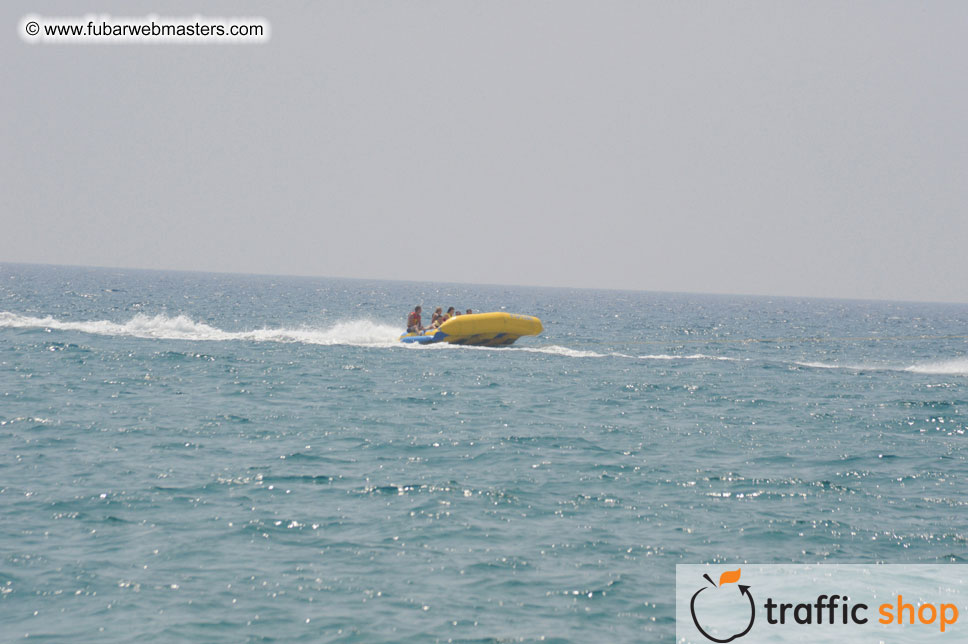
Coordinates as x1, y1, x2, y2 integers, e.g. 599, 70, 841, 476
515, 345, 611, 358
796, 358, 968, 376
429, 345, 741, 361
0, 312, 402, 347
904, 358, 968, 375
794, 361, 867, 370
638, 353, 740, 362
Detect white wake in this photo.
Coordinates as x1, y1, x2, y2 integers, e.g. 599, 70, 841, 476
0, 312, 402, 347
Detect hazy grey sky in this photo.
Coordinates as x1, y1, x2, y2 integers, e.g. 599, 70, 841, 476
3, 1, 966, 302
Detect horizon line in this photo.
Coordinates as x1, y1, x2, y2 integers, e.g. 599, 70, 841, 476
2, 260, 966, 308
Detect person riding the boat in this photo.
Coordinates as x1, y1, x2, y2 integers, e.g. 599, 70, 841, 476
407, 306, 423, 333
466, 309, 472, 315
430, 307, 443, 327
438, 307, 455, 324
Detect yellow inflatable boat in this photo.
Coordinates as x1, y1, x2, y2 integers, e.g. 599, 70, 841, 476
400, 312, 543, 347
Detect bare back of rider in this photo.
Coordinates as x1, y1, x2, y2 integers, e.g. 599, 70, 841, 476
406, 306, 423, 333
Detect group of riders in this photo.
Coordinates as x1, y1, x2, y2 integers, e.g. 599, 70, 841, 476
406, 306, 473, 334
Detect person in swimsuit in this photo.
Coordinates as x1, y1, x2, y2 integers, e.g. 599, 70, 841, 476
406, 306, 423, 333
431, 307, 443, 327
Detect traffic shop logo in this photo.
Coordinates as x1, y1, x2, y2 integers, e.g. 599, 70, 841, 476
690, 568, 755, 642
683, 566, 961, 642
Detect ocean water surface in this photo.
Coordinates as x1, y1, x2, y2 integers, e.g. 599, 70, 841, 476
1, 264, 967, 642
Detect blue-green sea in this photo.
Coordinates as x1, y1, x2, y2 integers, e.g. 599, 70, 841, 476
2, 263, 967, 642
